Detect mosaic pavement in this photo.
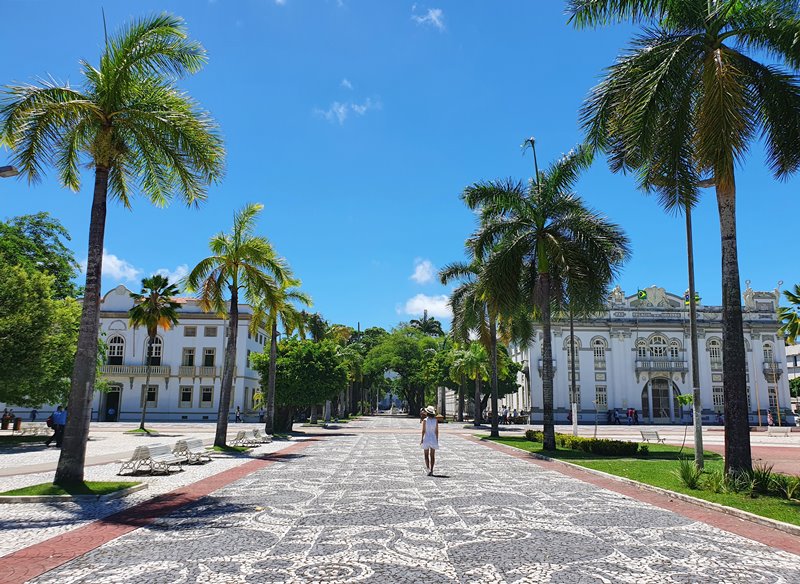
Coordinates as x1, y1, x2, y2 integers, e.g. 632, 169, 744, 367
30, 417, 800, 583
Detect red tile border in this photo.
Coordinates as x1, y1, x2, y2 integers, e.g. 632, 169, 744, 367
3, 439, 317, 584
470, 436, 800, 556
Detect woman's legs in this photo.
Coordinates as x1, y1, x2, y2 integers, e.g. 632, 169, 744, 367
429, 449, 435, 475
424, 449, 430, 470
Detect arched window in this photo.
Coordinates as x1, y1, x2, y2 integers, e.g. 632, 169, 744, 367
669, 339, 681, 360
146, 337, 163, 366
107, 335, 125, 365
565, 337, 580, 364
707, 338, 722, 369
636, 339, 647, 359
763, 342, 774, 362
649, 335, 668, 358
592, 338, 606, 369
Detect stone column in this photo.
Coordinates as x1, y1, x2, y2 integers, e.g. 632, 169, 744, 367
647, 377, 654, 423
668, 377, 675, 423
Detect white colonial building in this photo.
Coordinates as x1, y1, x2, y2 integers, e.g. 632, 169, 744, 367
496, 283, 795, 425
92, 285, 266, 422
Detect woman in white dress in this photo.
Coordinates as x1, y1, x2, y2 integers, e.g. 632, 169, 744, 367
420, 405, 439, 476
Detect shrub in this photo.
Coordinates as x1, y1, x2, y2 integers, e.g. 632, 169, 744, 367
770, 474, 800, 500
524, 429, 543, 442
704, 468, 726, 494
675, 458, 703, 489
750, 462, 774, 495
638, 444, 649, 457
724, 470, 752, 494
554, 433, 639, 457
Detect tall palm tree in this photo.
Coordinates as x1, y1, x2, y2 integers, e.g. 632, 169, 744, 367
450, 342, 490, 425
304, 312, 328, 343
569, 0, 800, 473
185, 203, 288, 448
0, 14, 224, 485
128, 275, 180, 431
410, 310, 445, 336
779, 284, 800, 345
441, 260, 502, 437
250, 278, 311, 434
465, 145, 630, 450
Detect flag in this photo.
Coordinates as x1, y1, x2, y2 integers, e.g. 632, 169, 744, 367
637, 289, 647, 300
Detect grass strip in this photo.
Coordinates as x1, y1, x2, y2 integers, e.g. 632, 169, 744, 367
124, 428, 158, 435
489, 436, 800, 527
211, 445, 250, 453
0, 481, 139, 497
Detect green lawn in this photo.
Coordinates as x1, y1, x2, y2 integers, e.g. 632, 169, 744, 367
489, 436, 800, 527
0, 435, 47, 446
124, 428, 158, 435
0, 481, 139, 497
211, 445, 250, 453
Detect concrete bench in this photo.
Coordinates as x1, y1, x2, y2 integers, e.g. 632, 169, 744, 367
767, 426, 791, 437
639, 429, 665, 443
251, 429, 272, 444
173, 438, 212, 464
231, 430, 257, 447
118, 444, 183, 475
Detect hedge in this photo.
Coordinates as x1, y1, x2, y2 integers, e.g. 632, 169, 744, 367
524, 429, 641, 457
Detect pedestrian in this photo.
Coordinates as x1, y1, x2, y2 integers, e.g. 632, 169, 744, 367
30, 408, 38, 422
420, 405, 439, 476
768, 411, 774, 426
45, 406, 67, 447
627, 408, 633, 425
419, 408, 427, 424
235, 406, 242, 423
633, 409, 639, 425
258, 407, 265, 423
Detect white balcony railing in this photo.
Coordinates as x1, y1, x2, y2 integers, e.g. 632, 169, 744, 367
100, 364, 171, 376
635, 359, 687, 373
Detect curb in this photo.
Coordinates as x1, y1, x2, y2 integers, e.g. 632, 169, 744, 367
0, 483, 148, 504
485, 438, 800, 539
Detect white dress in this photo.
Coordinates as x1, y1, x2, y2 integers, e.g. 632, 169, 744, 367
421, 417, 439, 450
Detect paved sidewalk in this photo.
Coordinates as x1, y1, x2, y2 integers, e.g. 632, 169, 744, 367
23, 416, 800, 583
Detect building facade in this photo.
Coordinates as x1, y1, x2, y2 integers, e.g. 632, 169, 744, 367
494, 283, 794, 425
93, 285, 266, 422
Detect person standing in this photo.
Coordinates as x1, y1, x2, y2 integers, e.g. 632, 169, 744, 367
235, 406, 242, 423
258, 407, 265, 423
30, 408, 38, 422
420, 405, 440, 476
45, 406, 67, 447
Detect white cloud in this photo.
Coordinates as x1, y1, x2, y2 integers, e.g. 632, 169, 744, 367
412, 7, 445, 31
341, 78, 353, 90
410, 258, 436, 284
155, 264, 189, 286
314, 97, 381, 125
80, 249, 141, 282
401, 294, 452, 319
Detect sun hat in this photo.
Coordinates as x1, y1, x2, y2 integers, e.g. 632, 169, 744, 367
425, 405, 436, 415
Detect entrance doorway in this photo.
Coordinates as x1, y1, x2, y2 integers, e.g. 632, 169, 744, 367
102, 386, 121, 421
641, 379, 680, 423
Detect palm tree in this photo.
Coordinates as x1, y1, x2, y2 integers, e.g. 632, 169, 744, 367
304, 312, 328, 343
441, 260, 502, 437
450, 342, 490, 425
250, 278, 311, 434
779, 284, 800, 345
465, 144, 630, 450
410, 310, 445, 336
569, 0, 800, 473
0, 14, 224, 484
185, 203, 289, 448
128, 275, 180, 431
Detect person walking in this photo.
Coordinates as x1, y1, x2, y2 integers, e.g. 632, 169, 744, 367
420, 405, 440, 476
45, 406, 67, 447
258, 407, 265, 424
30, 408, 38, 422
235, 406, 242, 423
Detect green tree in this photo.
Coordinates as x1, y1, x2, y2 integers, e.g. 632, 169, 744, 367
250, 278, 311, 434
0, 213, 82, 299
450, 342, 490, 424
186, 203, 289, 447
465, 145, 630, 450
789, 377, 800, 399
569, 0, 800, 473
0, 14, 224, 485
252, 339, 347, 432
410, 309, 445, 336
303, 312, 329, 342
128, 275, 181, 431
779, 284, 800, 345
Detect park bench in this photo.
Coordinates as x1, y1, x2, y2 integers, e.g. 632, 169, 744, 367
767, 426, 791, 437
173, 438, 212, 464
251, 429, 272, 444
118, 444, 183, 475
231, 430, 257, 447
639, 429, 666, 444
17, 423, 48, 436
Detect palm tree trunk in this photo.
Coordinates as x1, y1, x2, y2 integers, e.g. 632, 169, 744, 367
458, 376, 465, 422
54, 165, 109, 486
716, 182, 752, 474
686, 204, 704, 469
569, 306, 577, 431
473, 376, 482, 426
265, 318, 278, 434
140, 336, 153, 431
215, 285, 238, 448
541, 273, 556, 450
310, 404, 318, 424
489, 314, 500, 438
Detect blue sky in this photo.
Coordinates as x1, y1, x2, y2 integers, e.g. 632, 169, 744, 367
0, 1, 796, 330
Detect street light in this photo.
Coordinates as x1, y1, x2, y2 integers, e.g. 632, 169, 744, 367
0, 165, 20, 178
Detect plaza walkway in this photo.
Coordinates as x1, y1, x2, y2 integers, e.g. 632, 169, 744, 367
13, 416, 799, 583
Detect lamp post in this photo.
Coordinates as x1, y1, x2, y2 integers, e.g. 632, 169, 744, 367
0, 165, 20, 178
